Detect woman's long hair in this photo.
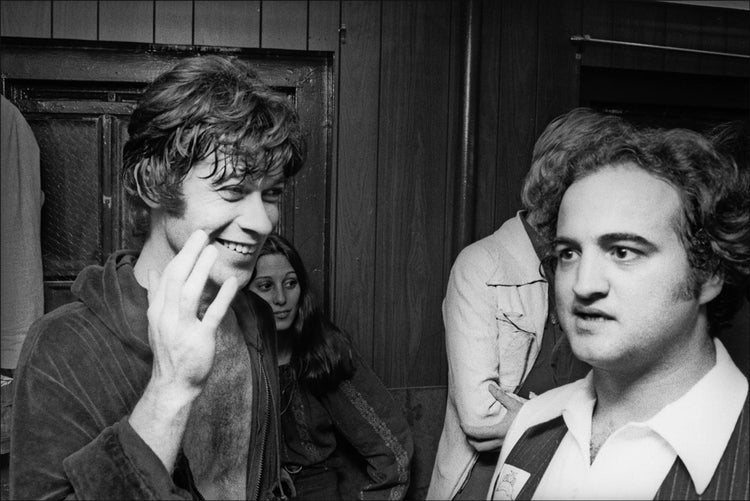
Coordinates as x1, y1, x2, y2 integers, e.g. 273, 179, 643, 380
253, 233, 355, 392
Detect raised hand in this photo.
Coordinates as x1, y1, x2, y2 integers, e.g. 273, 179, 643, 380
129, 229, 239, 471
465, 382, 528, 451
146, 229, 238, 396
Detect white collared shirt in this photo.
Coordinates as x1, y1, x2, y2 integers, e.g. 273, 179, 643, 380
489, 339, 748, 500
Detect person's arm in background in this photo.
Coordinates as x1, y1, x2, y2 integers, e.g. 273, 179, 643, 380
322, 350, 414, 500
443, 244, 524, 452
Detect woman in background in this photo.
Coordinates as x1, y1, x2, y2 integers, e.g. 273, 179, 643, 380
249, 234, 413, 500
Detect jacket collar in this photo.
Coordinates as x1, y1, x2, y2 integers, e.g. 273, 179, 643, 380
487, 212, 547, 286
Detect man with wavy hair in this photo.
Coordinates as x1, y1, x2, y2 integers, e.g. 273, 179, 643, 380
489, 127, 749, 500
11, 55, 305, 500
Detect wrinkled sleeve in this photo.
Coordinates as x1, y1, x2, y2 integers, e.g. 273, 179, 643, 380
10, 321, 193, 500
443, 244, 507, 444
322, 353, 414, 500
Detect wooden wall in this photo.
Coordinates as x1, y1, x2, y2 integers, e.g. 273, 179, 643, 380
2, 0, 748, 391
0, 0, 461, 390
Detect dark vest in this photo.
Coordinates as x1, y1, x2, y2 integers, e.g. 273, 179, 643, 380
497, 395, 749, 500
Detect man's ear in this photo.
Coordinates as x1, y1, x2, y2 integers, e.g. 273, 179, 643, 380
134, 161, 160, 209
698, 273, 724, 305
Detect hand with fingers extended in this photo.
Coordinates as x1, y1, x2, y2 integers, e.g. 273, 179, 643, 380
463, 382, 529, 452
145, 229, 239, 396
129, 229, 240, 471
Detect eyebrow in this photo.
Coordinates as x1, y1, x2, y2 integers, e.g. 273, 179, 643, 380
598, 233, 657, 252
553, 233, 658, 252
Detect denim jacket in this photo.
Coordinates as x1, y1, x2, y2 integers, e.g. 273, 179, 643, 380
428, 213, 547, 500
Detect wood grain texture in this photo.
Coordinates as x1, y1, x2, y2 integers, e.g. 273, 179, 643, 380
52, 0, 96, 40
581, 0, 614, 68
375, 0, 453, 387
664, 3, 703, 74
261, 0, 307, 50
308, 0, 340, 51
534, 0, 581, 138
335, 1, 381, 366
495, 0, 539, 233
610, 0, 667, 71
473, 0, 503, 241
99, 1, 153, 43
703, 6, 749, 76
194, 1, 260, 48
1, 1, 51, 38
155, 0, 192, 45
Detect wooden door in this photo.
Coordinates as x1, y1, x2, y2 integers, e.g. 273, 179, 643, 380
1, 38, 333, 312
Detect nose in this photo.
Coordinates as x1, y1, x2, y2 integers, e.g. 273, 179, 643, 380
571, 251, 609, 300
237, 192, 275, 237
272, 286, 287, 306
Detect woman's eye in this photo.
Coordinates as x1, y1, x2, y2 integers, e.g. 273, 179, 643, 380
253, 281, 272, 292
284, 279, 298, 290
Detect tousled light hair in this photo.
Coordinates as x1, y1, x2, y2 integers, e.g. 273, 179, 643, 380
253, 233, 355, 391
122, 55, 305, 240
521, 107, 637, 230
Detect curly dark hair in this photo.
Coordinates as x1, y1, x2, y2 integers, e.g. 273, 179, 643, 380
548, 126, 750, 333
253, 233, 355, 392
122, 55, 305, 239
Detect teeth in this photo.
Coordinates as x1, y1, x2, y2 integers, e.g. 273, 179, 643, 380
218, 239, 253, 255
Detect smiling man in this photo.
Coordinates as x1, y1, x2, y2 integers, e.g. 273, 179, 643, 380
489, 127, 749, 500
10, 55, 304, 500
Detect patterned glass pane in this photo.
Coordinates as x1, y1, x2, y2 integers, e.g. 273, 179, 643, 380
30, 117, 101, 279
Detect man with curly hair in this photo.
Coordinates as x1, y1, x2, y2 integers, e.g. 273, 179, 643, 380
10, 55, 305, 500
489, 127, 749, 500
429, 109, 634, 500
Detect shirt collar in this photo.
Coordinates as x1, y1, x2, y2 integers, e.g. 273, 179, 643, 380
487, 212, 546, 286
648, 338, 748, 494
560, 373, 597, 461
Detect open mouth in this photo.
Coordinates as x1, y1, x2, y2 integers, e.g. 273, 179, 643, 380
216, 238, 254, 255
576, 313, 608, 322
573, 307, 614, 322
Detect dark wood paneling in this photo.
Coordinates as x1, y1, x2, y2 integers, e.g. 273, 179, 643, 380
534, 0, 581, 139
664, 4, 703, 74
52, 0, 97, 40
99, 1, 153, 43
443, 0, 462, 266
580, 0, 614, 68
582, 1, 748, 76
0, 1, 51, 38
708, 7, 750, 76
261, 0, 308, 50
155, 0, 192, 45
335, 1, 381, 365
194, 1, 260, 48
474, 0, 503, 240
308, 0, 340, 51
611, 0, 667, 71
375, 1, 452, 387
495, 0, 540, 232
